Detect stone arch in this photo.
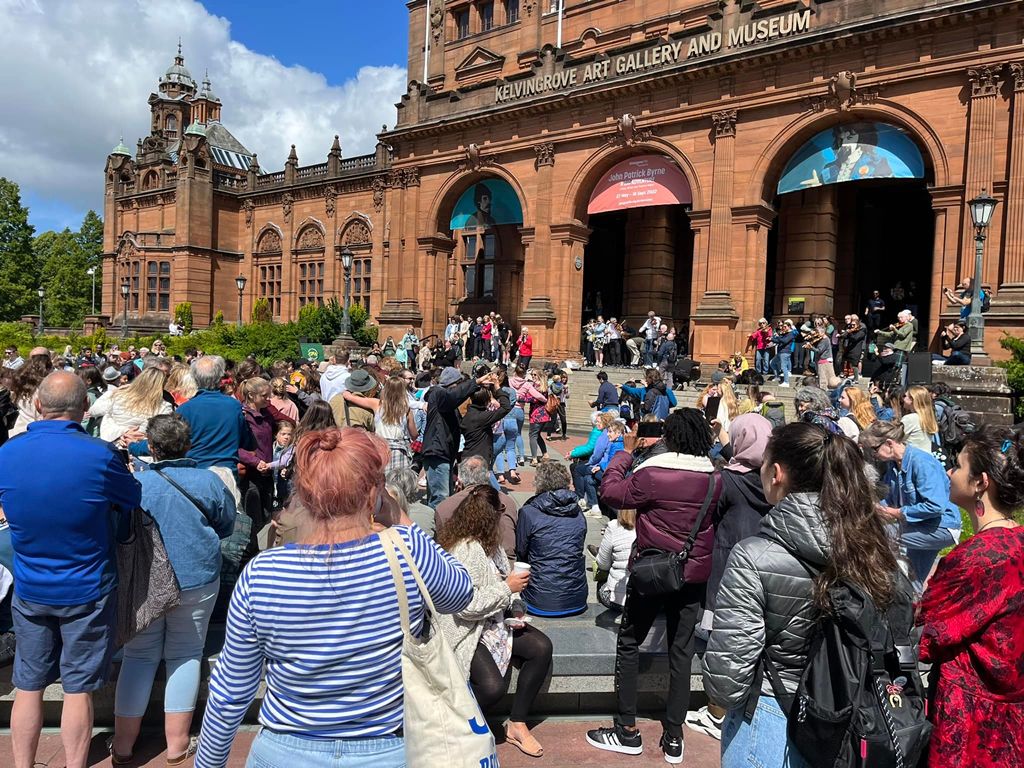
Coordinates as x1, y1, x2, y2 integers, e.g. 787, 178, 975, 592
294, 217, 326, 250
561, 137, 705, 223
428, 165, 530, 234
256, 223, 284, 254
338, 213, 373, 246
744, 103, 949, 207
141, 170, 159, 191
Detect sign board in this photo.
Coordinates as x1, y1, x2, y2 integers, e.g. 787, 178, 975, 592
787, 297, 806, 314
587, 155, 692, 215
300, 343, 326, 363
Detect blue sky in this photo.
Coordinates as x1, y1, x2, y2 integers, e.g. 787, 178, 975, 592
3, 1, 409, 236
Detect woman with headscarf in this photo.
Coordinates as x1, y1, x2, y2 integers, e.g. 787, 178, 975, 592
687, 414, 774, 741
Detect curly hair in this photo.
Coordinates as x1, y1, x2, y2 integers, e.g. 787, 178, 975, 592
435, 484, 503, 556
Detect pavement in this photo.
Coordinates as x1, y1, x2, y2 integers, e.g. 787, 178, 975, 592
0, 719, 722, 766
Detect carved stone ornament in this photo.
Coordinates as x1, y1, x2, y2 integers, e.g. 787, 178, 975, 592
297, 226, 325, 250
430, 0, 444, 43
256, 229, 283, 254
534, 142, 555, 169
968, 65, 1001, 98
116, 233, 139, 266
400, 167, 421, 188
712, 110, 738, 139
243, 199, 255, 228
603, 113, 653, 148
372, 177, 386, 212
324, 185, 337, 218
459, 143, 495, 172
523, 0, 536, 16
1009, 62, 1024, 91
805, 71, 882, 113
282, 193, 294, 222
342, 220, 372, 246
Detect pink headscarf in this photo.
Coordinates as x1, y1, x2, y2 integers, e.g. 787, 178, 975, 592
725, 413, 773, 474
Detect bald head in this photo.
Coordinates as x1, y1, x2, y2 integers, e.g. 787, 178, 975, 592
35, 371, 88, 421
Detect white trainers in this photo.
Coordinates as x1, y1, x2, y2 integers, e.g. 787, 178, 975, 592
685, 706, 724, 741
778, 382, 790, 388
585, 504, 604, 518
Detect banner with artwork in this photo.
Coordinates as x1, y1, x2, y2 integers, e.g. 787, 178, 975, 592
588, 155, 693, 214
449, 179, 524, 230
777, 122, 925, 195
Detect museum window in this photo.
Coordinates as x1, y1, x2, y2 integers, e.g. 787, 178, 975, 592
455, 8, 470, 39
298, 261, 325, 307
480, 1, 494, 31
145, 261, 171, 312
130, 260, 141, 311
259, 264, 282, 317
352, 258, 372, 315
461, 232, 497, 299
506, 0, 519, 24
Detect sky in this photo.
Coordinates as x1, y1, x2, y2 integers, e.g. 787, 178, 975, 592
0, 0, 410, 235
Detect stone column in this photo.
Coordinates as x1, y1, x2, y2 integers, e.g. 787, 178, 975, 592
732, 203, 777, 337
521, 144, 556, 349
777, 186, 839, 317
622, 206, 676, 326
545, 221, 591, 359
695, 109, 739, 317
929, 186, 966, 339
962, 65, 1001, 277
377, 168, 424, 333
686, 209, 711, 356
1000, 63, 1024, 299
417, 234, 455, 336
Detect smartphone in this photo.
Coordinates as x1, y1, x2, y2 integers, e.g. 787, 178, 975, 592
637, 421, 665, 439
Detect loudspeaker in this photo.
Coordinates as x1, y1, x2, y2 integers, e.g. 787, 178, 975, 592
861, 356, 881, 379
907, 351, 933, 385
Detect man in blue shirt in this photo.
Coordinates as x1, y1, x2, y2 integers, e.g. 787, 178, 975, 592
0, 371, 141, 768
176, 355, 252, 472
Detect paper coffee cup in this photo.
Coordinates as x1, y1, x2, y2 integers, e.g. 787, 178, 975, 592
513, 561, 531, 574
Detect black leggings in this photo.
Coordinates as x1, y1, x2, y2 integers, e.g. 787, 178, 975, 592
470, 625, 553, 721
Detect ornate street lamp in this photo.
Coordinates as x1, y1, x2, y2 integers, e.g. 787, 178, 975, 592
37, 286, 45, 335
967, 189, 998, 359
120, 278, 130, 338
235, 274, 247, 327
339, 246, 354, 339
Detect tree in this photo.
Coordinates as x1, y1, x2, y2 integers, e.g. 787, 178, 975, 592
0, 178, 38, 321
37, 228, 91, 327
77, 210, 104, 313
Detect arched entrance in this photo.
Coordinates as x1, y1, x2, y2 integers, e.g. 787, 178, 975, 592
579, 154, 695, 354
766, 120, 935, 343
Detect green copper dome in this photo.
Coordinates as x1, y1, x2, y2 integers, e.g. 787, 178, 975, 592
111, 136, 132, 156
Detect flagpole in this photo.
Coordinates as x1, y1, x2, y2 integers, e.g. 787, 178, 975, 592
423, 0, 431, 83
556, 0, 564, 48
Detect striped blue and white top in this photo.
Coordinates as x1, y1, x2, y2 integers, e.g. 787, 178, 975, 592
195, 524, 472, 768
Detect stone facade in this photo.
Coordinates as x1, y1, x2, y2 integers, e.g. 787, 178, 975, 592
104, 0, 1024, 362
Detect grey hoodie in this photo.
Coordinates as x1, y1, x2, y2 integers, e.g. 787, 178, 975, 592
702, 492, 830, 709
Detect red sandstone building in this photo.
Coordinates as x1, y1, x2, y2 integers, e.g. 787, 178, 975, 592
103, 0, 1024, 362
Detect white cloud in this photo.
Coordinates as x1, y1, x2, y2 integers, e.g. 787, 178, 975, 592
0, 0, 406, 225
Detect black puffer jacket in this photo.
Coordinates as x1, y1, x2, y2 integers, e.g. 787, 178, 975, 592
703, 492, 829, 708
515, 488, 587, 616
706, 469, 772, 611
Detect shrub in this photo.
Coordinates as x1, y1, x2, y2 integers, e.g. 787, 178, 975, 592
174, 302, 193, 333
997, 332, 1024, 418
212, 310, 225, 326
251, 298, 272, 324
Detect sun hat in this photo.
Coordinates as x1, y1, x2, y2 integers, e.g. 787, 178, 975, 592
101, 366, 121, 383
346, 369, 378, 394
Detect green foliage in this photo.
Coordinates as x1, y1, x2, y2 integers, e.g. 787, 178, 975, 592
37, 228, 91, 327
174, 302, 193, 333
296, 302, 337, 343
997, 333, 1024, 418
0, 178, 39, 321
251, 298, 272, 324
347, 302, 379, 346
212, 310, 225, 326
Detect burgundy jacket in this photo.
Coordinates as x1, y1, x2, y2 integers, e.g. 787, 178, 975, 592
238, 403, 294, 473
600, 450, 720, 584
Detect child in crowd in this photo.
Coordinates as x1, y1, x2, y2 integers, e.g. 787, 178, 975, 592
595, 508, 637, 611
267, 422, 295, 511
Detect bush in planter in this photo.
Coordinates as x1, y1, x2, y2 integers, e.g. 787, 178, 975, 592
251, 298, 272, 324
998, 333, 1024, 418
174, 302, 193, 333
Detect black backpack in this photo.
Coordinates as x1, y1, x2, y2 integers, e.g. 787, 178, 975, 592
935, 396, 976, 450
757, 553, 931, 768
981, 290, 992, 313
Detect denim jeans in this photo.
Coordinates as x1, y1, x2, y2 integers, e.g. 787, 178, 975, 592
902, 526, 956, 593
571, 462, 601, 507
774, 352, 792, 384
511, 407, 525, 461
722, 695, 809, 768
643, 338, 656, 366
245, 729, 405, 768
114, 579, 219, 717
755, 349, 771, 375
422, 457, 452, 510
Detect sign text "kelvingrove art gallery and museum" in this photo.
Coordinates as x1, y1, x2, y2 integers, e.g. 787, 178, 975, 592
495, 9, 812, 104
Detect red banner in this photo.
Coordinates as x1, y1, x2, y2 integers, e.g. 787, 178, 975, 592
587, 155, 693, 215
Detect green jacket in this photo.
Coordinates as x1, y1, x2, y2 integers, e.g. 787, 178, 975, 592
876, 321, 915, 353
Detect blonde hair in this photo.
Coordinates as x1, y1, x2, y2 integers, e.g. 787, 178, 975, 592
166, 362, 197, 400
379, 377, 410, 426
617, 508, 637, 530
242, 377, 271, 402
720, 379, 739, 420
113, 367, 168, 417
270, 377, 289, 397
906, 385, 939, 436
845, 387, 876, 428
595, 410, 617, 430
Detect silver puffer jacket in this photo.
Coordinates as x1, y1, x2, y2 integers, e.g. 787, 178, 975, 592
702, 492, 830, 709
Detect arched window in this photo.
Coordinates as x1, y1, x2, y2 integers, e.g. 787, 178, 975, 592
165, 114, 178, 137
141, 171, 159, 190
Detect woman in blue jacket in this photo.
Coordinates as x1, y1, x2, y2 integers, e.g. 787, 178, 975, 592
621, 370, 677, 419
572, 421, 625, 516
860, 420, 962, 593
516, 462, 588, 617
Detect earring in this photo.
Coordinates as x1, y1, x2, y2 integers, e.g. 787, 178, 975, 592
975, 491, 985, 518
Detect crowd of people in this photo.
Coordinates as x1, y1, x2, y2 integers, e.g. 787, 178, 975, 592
0, 326, 1020, 768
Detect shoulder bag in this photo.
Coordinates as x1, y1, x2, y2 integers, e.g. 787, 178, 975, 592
378, 528, 498, 768
629, 474, 716, 596
115, 505, 181, 647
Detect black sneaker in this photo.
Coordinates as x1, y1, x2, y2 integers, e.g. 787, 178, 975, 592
586, 724, 643, 755
660, 732, 684, 764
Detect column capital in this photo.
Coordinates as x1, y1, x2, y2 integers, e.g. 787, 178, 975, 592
549, 220, 591, 245
416, 233, 455, 253
1009, 61, 1024, 92
687, 208, 712, 228
967, 65, 1002, 98
731, 203, 777, 229
928, 184, 965, 209
533, 142, 555, 168
712, 109, 738, 139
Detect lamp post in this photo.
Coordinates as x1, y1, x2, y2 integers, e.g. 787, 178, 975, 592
967, 189, 997, 360
86, 267, 97, 314
120, 278, 130, 339
37, 287, 44, 335
332, 247, 355, 350
235, 274, 247, 327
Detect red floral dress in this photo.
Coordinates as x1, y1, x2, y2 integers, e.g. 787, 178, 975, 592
917, 527, 1024, 768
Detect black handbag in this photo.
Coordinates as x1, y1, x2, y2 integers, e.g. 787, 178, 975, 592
629, 475, 716, 596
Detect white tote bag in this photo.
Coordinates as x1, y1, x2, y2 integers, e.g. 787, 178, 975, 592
379, 528, 499, 768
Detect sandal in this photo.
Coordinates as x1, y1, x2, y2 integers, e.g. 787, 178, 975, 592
505, 731, 544, 758
167, 736, 198, 766
507, 472, 522, 484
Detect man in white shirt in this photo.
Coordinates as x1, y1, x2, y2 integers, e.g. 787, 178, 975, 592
320, 350, 352, 403
3, 347, 25, 370
638, 311, 661, 366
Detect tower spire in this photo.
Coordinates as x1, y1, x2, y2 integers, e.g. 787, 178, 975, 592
175, 38, 184, 65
